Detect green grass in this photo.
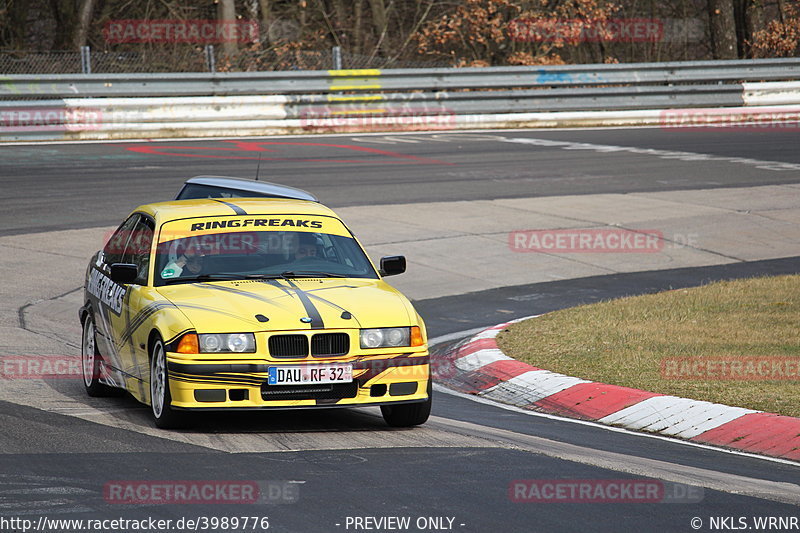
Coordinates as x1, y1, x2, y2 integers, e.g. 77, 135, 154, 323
496, 275, 800, 417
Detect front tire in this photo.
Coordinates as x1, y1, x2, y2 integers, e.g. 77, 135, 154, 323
150, 337, 184, 429
381, 381, 432, 427
81, 314, 120, 397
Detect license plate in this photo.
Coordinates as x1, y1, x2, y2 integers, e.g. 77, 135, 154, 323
267, 364, 353, 386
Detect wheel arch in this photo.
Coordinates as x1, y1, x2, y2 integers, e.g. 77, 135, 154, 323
78, 301, 93, 325
147, 329, 163, 360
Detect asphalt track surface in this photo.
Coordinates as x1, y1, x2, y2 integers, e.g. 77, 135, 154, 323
1, 128, 799, 533
3, 127, 800, 236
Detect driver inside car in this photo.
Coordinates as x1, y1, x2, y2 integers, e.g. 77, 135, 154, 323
161, 243, 206, 279
293, 233, 322, 261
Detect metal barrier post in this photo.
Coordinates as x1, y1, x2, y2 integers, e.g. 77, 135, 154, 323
332, 46, 342, 70
205, 45, 216, 73
80, 46, 91, 74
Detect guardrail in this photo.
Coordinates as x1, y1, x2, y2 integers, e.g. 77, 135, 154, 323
2, 58, 800, 141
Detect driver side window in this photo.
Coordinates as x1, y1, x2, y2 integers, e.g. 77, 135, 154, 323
122, 217, 154, 285
103, 215, 140, 266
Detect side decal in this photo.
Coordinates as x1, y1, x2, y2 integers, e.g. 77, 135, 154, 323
86, 267, 126, 315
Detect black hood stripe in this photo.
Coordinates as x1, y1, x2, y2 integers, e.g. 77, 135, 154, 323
211, 199, 247, 215
197, 283, 292, 311
300, 287, 351, 312
271, 279, 325, 329
265, 279, 294, 297
203, 280, 355, 328
164, 280, 356, 333
302, 292, 359, 327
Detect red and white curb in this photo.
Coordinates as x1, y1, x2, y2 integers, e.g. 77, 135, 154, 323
433, 317, 800, 462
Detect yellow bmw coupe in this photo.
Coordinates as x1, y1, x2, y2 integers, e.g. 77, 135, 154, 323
79, 182, 430, 428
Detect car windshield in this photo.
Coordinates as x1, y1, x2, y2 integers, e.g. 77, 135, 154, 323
154, 229, 378, 286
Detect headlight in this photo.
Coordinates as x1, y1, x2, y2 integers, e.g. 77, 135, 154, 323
360, 327, 412, 349
198, 333, 256, 353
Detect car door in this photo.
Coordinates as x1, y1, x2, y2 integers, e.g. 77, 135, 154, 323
92, 213, 139, 371
117, 215, 156, 396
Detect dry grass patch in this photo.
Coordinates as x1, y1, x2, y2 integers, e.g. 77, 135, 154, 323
496, 275, 800, 417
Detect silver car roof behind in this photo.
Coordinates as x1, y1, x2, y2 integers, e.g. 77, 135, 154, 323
181, 176, 318, 202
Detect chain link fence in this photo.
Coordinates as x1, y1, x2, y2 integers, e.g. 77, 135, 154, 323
0, 51, 84, 74
0, 46, 454, 74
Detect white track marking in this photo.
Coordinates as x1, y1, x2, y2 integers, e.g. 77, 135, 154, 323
598, 396, 758, 438
483, 370, 589, 405
454, 348, 509, 372
502, 136, 800, 171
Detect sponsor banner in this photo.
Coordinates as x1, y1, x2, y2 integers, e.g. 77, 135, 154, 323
0, 107, 103, 132
101, 223, 355, 262
159, 216, 351, 242
509, 229, 664, 253
508, 18, 664, 43
104, 480, 300, 504
661, 357, 800, 381
661, 107, 800, 130
0, 356, 83, 380
509, 479, 703, 503
103, 19, 259, 44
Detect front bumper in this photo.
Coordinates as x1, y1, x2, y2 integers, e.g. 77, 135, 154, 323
164, 352, 430, 409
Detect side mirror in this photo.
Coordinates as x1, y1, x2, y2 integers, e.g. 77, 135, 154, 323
379, 256, 406, 277
109, 263, 138, 284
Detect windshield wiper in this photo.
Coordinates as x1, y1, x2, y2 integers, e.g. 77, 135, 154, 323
280, 271, 346, 278
164, 272, 345, 285
164, 274, 238, 284
163, 273, 285, 284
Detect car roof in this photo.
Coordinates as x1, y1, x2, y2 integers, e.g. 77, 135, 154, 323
136, 197, 337, 224
179, 176, 318, 202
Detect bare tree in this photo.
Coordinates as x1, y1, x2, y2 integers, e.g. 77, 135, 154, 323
331, 0, 348, 47
72, 0, 97, 48
742, 0, 765, 57
7, 0, 31, 49
218, 0, 238, 57
258, 0, 271, 41
367, 0, 388, 55
353, 0, 364, 54
708, 0, 738, 58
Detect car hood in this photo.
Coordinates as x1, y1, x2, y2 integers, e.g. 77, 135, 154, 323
156, 277, 414, 332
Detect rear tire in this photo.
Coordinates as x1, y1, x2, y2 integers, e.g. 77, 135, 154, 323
150, 337, 185, 429
381, 381, 432, 427
81, 314, 121, 397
